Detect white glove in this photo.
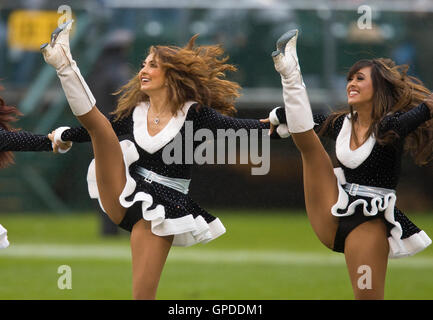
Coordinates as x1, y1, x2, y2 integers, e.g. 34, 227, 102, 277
276, 124, 290, 138
269, 107, 281, 126
268, 107, 290, 138
52, 126, 72, 154
0, 224, 10, 249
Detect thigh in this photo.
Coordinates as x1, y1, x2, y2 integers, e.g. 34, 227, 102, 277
78, 107, 127, 223
130, 219, 173, 300
344, 218, 389, 300
293, 131, 339, 248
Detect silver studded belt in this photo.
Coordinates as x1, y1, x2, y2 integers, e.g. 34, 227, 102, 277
136, 166, 191, 194
344, 183, 395, 198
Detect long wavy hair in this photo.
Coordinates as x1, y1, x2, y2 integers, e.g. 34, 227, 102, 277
112, 34, 240, 120
319, 58, 433, 166
0, 87, 23, 168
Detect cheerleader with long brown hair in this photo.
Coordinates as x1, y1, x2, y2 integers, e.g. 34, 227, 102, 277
265, 29, 433, 299
42, 21, 287, 299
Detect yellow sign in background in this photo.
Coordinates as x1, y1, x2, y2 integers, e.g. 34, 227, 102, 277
7, 10, 75, 51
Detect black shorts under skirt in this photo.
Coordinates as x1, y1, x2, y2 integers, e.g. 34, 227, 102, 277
331, 167, 431, 258
332, 205, 422, 254
118, 201, 143, 232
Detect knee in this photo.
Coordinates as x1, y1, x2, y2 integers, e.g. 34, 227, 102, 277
319, 237, 335, 251
104, 209, 125, 225
307, 216, 338, 251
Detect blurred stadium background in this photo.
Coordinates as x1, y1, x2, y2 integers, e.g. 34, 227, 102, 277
0, 0, 432, 299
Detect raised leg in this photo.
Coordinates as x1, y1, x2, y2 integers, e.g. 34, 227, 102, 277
274, 30, 390, 299
272, 30, 339, 248
130, 220, 173, 300
41, 21, 126, 224
293, 131, 339, 249
77, 108, 127, 224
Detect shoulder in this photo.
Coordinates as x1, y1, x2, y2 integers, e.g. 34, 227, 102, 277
110, 107, 137, 125
334, 113, 347, 128
319, 112, 347, 131
378, 111, 405, 133
186, 103, 217, 120
112, 112, 134, 122
320, 112, 348, 139
379, 103, 430, 127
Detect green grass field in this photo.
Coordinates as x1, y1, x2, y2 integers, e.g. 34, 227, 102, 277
0, 210, 432, 300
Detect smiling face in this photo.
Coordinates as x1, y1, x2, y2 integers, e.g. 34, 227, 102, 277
346, 66, 374, 110
138, 53, 167, 94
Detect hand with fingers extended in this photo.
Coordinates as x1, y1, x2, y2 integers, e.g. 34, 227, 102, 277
48, 127, 72, 154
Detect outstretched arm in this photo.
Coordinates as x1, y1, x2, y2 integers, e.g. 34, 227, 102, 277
0, 128, 53, 152
192, 105, 288, 139
51, 114, 133, 145
379, 102, 432, 138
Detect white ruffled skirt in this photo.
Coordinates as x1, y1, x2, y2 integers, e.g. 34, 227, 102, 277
86, 139, 226, 247
0, 224, 9, 249
331, 168, 431, 259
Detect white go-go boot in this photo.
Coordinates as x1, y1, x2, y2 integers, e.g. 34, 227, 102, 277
272, 30, 315, 134
41, 20, 95, 117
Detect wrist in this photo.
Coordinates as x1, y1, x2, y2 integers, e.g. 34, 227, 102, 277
54, 126, 70, 144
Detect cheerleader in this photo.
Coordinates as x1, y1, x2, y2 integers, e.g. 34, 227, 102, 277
0, 87, 71, 249
41, 21, 287, 300
267, 29, 433, 299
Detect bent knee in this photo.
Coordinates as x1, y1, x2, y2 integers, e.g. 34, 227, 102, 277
317, 235, 335, 250
306, 212, 338, 251
104, 207, 126, 225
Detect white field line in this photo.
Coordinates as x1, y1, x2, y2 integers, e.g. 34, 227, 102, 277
0, 244, 432, 269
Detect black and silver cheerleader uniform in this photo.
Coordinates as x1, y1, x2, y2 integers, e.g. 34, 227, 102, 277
60, 101, 276, 247
0, 127, 52, 249
314, 103, 432, 258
